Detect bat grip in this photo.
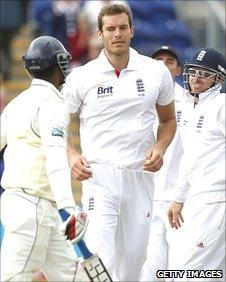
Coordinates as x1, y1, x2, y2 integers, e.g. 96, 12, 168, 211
77, 239, 93, 260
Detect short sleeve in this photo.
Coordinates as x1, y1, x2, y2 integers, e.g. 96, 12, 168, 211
37, 99, 70, 148
156, 64, 175, 106
61, 68, 82, 114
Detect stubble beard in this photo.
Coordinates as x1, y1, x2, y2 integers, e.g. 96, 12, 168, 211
108, 44, 129, 57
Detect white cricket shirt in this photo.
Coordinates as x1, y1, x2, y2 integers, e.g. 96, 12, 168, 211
174, 85, 225, 203
154, 82, 185, 201
0, 79, 74, 208
62, 48, 174, 169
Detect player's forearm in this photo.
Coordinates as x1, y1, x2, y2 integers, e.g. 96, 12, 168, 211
155, 117, 176, 154
67, 131, 92, 180
48, 168, 75, 209
44, 145, 75, 209
174, 185, 189, 203
67, 131, 80, 159
173, 156, 189, 203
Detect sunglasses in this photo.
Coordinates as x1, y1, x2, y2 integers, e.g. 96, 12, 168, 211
188, 68, 216, 79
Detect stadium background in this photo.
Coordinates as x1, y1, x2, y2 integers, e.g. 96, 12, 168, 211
0, 0, 225, 244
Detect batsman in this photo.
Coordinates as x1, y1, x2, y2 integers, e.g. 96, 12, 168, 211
0, 36, 88, 281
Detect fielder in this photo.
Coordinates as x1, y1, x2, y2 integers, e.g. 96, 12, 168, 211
168, 47, 226, 281
0, 36, 88, 281
140, 46, 185, 281
62, 4, 176, 281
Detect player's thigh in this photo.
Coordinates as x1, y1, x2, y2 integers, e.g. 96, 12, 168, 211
82, 179, 120, 273
82, 164, 121, 249
114, 170, 153, 281
1, 191, 51, 280
119, 169, 153, 251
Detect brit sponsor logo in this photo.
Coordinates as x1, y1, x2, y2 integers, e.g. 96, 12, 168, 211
97, 86, 113, 98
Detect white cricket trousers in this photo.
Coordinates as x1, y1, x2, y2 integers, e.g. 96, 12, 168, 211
168, 192, 225, 281
0, 190, 76, 281
140, 201, 172, 281
81, 163, 154, 281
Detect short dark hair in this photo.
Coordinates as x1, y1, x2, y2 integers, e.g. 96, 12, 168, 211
98, 4, 133, 32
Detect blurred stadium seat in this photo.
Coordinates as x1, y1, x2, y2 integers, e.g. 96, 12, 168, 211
155, 19, 191, 48
128, 0, 193, 85
128, 0, 176, 21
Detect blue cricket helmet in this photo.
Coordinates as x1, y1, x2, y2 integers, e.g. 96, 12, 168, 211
185, 47, 225, 81
183, 47, 226, 92
22, 36, 71, 77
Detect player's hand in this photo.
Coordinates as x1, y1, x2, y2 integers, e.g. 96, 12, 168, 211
69, 153, 92, 181
167, 201, 184, 229
59, 207, 88, 244
143, 147, 164, 172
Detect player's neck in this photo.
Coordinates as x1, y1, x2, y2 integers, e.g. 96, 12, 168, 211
104, 49, 129, 71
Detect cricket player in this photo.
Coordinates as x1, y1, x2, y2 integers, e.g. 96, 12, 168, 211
0, 36, 88, 281
140, 46, 184, 281
62, 4, 176, 281
168, 47, 226, 281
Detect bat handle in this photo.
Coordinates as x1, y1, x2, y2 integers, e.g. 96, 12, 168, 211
77, 239, 93, 260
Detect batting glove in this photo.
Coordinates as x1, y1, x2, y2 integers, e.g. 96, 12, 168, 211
59, 207, 88, 244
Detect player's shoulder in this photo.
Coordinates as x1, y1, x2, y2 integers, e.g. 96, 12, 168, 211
68, 58, 99, 77
132, 48, 166, 70
137, 53, 171, 80
217, 91, 225, 100
38, 95, 68, 123
214, 91, 225, 109
40, 88, 66, 108
210, 92, 225, 122
210, 89, 225, 104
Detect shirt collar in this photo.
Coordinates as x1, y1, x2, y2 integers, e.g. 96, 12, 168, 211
31, 78, 63, 100
187, 84, 222, 104
198, 84, 222, 102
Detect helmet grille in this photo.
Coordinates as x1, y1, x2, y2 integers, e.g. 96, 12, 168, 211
57, 53, 72, 77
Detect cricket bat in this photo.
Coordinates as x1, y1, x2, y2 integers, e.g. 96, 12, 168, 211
58, 209, 112, 281
76, 239, 112, 282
